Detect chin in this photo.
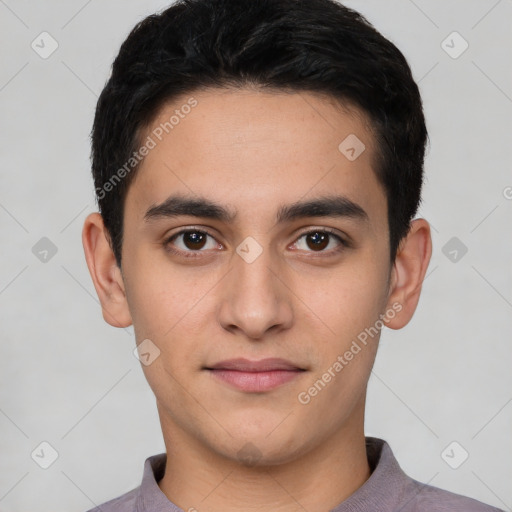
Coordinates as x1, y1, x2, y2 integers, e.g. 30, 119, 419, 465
211, 427, 313, 468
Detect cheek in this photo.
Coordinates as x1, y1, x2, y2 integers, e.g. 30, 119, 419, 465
124, 275, 178, 340
124, 255, 220, 386
295, 267, 385, 421
298, 258, 388, 341
123, 249, 213, 338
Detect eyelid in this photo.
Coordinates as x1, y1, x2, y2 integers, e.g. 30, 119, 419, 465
165, 226, 217, 241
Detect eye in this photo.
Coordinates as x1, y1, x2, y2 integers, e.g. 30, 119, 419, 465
164, 229, 221, 257
163, 227, 348, 258
291, 229, 347, 254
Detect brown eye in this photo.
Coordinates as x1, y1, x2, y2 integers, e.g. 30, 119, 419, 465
165, 229, 220, 256
182, 231, 207, 250
305, 231, 329, 251
292, 229, 346, 254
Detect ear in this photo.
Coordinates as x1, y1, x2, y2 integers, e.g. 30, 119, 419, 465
82, 212, 132, 328
384, 218, 432, 329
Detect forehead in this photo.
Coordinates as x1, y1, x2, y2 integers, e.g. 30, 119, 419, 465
125, 87, 386, 232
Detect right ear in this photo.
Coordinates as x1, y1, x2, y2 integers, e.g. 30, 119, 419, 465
82, 212, 133, 328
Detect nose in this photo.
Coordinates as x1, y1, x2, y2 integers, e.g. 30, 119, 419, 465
217, 242, 294, 340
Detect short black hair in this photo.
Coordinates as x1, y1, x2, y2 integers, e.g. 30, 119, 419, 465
91, 0, 427, 267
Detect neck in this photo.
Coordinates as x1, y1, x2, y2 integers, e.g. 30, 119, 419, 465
157, 400, 371, 512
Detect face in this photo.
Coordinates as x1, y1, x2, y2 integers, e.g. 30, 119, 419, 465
91, 88, 413, 465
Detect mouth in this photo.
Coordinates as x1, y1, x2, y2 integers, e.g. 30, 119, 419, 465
204, 358, 306, 392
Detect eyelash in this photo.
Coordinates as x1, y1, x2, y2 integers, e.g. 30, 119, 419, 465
163, 227, 349, 258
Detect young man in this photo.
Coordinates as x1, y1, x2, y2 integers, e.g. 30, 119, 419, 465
82, 0, 502, 510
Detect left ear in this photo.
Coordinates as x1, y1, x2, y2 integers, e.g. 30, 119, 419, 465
384, 218, 432, 329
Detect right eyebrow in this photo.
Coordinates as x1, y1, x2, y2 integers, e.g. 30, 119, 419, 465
144, 195, 235, 223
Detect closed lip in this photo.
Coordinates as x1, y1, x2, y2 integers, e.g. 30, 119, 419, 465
205, 358, 305, 372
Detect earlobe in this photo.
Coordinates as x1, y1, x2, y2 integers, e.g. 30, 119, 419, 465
384, 218, 432, 330
82, 212, 133, 328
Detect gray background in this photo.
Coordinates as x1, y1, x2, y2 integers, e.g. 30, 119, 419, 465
0, 1, 511, 511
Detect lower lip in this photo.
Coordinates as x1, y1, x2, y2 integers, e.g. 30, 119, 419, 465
207, 369, 303, 392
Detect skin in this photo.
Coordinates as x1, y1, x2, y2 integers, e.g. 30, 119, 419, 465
83, 88, 431, 512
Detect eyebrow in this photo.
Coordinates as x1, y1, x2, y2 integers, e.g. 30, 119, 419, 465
144, 194, 369, 225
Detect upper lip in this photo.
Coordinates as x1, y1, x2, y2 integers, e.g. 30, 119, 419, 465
206, 358, 305, 372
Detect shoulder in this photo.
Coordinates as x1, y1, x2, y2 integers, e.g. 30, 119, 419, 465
84, 486, 138, 512
402, 477, 505, 512
362, 437, 504, 512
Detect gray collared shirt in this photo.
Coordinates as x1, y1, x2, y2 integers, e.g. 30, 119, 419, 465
86, 437, 503, 511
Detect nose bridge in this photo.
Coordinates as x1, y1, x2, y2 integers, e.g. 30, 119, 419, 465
218, 238, 293, 338
235, 242, 276, 301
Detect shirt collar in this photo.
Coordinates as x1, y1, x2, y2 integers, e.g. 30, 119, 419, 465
134, 437, 411, 512
330, 437, 416, 511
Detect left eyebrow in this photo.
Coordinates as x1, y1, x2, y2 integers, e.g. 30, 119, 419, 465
143, 194, 369, 225
276, 195, 369, 224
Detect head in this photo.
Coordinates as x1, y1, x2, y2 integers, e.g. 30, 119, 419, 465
83, 0, 431, 466
91, 0, 427, 268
